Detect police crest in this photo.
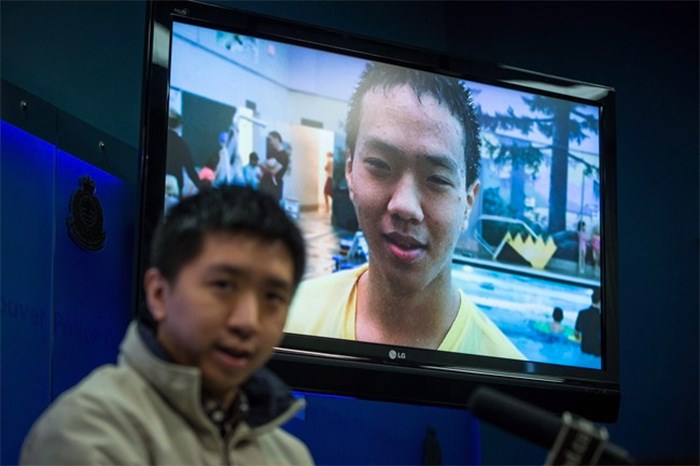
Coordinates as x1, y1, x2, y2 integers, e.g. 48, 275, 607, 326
67, 176, 106, 251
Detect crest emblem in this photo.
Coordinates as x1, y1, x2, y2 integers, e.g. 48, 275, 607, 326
67, 176, 106, 251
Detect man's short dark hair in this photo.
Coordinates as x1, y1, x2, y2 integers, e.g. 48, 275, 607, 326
141, 186, 306, 326
151, 186, 305, 285
591, 287, 601, 305
345, 61, 481, 189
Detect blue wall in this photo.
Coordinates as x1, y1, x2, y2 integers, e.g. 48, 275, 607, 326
2, 1, 698, 465
0, 113, 137, 463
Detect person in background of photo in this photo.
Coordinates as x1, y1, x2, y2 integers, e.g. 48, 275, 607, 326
577, 219, 588, 275
242, 152, 262, 190
285, 62, 524, 360
323, 151, 334, 213
549, 307, 565, 334
591, 225, 601, 278
20, 186, 313, 465
198, 164, 216, 188
166, 110, 202, 198
265, 131, 290, 202
575, 287, 602, 356
259, 156, 283, 201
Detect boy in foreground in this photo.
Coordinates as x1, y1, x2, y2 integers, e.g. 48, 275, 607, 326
21, 186, 314, 465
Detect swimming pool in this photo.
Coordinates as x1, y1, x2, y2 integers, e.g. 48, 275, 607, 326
453, 263, 602, 369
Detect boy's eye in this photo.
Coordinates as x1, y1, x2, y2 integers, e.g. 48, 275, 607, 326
363, 157, 390, 172
265, 292, 287, 305
427, 175, 454, 187
210, 279, 235, 291
265, 287, 292, 305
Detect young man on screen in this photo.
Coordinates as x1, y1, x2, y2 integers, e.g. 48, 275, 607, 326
286, 62, 523, 359
21, 186, 314, 465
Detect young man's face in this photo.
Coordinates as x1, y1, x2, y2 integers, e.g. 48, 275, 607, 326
145, 232, 295, 407
346, 84, 478, 291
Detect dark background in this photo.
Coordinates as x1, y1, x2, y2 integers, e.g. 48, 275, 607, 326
2, 1, 698, 464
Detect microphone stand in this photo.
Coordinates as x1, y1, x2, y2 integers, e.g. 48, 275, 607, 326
468, 386, 635, 466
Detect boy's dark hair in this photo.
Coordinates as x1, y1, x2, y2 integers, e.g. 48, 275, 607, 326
552, 307, 564, 323
345, 61, 481, 189
140, 186, 306, 326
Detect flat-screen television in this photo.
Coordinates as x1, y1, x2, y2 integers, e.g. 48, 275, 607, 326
139, 0, 620, 422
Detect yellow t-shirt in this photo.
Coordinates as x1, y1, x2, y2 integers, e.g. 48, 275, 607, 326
286, 264, 525, 360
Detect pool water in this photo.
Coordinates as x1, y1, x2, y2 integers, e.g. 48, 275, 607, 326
453, 264, 602, 369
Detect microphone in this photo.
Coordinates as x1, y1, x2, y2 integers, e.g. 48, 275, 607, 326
468, 386, 634, 465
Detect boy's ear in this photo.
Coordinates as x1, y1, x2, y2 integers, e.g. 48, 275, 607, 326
345, 149, 355, 202
144, 268, 169, 323
462, 180, 481, 231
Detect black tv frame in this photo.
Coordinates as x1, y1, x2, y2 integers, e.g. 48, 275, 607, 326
139, 0, 620, 422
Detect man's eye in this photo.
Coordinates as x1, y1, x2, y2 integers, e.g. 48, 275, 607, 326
210, 280, 235, 291
427, 175, 454, 187
264, 291, 289, 305
363, 158, 390, 173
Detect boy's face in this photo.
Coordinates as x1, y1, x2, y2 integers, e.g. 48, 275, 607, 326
346, 84, 478, 291
145, 232, 294, 407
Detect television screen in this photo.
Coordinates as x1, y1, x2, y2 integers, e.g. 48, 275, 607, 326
140, 1, 620, 421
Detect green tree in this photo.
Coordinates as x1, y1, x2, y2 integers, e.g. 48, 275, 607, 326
477, 95, 598, 233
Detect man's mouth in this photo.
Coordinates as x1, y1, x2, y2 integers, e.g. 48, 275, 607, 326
214, 344, 253, 368
383, 233, 426, 262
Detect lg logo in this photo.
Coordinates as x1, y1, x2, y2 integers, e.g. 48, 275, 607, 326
388, 349, 406, 360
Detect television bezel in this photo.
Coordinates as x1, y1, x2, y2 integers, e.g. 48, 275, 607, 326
139, 0, 620, 422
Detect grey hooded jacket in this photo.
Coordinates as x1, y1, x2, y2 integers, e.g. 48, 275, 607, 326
20, 322, 314, 465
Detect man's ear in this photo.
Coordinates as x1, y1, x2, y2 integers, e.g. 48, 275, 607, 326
462, 180, 481, 231
345, 149, 355, 202
144, 268, 169, 323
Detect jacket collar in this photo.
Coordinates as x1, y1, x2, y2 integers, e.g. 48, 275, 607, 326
120, 321, 304, 433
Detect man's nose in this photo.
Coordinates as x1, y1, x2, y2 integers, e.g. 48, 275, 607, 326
386, 174, 424, 224
226, 290, 260, 338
